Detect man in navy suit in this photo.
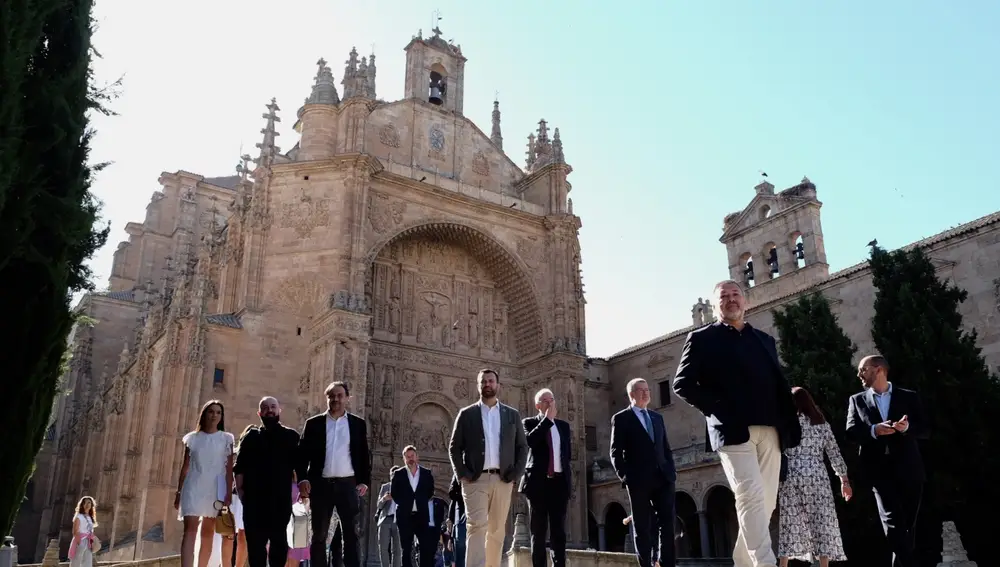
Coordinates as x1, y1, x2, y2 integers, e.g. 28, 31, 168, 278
610, 378, 676, 567
519, 388, 573, 567
390, 446, 438, 567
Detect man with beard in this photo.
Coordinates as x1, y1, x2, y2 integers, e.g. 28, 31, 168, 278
673, 280, 800, 567
390, 446, 437, 567
233, 396, 302, 567
847, 355, 929, 567
448, 369, 528, 567
298, 381, 372, 567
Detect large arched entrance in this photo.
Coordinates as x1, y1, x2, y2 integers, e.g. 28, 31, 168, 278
364, 221, 546, 361
676, 491, 700, 558
705, 486, 738, 558
604, 502, 628, 552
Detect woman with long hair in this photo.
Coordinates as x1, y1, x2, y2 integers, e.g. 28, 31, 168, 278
221, 425, 254, 567
778, 387, 851, 567
175, 400, 235, 567
70, 496, 98, 567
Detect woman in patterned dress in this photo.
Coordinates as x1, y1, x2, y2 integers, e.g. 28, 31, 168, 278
778, 387, 852, 567
175, 400, 235, 567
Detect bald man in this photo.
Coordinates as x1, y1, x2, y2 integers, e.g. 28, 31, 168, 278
234, 397, 302, 567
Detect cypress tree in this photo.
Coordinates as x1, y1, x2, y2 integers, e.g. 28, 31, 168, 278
772, 293, 887, 565
868, 245, 1000, 563
0, 0, 110, 539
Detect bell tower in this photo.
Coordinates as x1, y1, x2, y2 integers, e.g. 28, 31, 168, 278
720, 177, 829, 305
403, 26, 467, 115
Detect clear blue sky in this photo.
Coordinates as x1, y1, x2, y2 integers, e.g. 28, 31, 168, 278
85, 0, 1000, 358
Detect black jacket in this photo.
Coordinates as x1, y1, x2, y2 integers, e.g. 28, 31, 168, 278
297, 412, 371, 487
673, 322, 801, 453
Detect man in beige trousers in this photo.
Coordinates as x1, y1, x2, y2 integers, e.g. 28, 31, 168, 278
448, 369, 528, 567
673, 280, 800, 567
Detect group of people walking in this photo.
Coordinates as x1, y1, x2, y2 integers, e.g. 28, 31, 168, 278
67, 277, 928, 567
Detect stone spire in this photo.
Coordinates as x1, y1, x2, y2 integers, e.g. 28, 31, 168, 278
490, 99, 503, 150
341, 47, 363, 99
305, 58, 340, 105
552, 128, 565, 164
366, 51, 377, 98
525, 133, 536, 170
254, 98, 281, 167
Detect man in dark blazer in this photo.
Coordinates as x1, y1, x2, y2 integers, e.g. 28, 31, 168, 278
390, 446, 438, 567
297, 381, 372, 567
847, 355, 929, 567
673, 280, 799, 567
519, 388, 572, 567
448, 368, 528, 567
610, 378, 676, 567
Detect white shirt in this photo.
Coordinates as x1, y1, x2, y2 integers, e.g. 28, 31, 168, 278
407, 467, 421, 512
480, 402, 502, 470
541, 416, 563, 473
323, 413, 355, 478
76, 514, 93, 535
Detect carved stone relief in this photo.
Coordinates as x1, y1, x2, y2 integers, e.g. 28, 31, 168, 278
267, 273, 328, 317
279, 189, 332, 238
405, 403, 452, 454
453, 377, 469, 400
400, 370, 419, 392
368, 192, 406, 235
471, 151, 490, 176
516, 237, 544, 270
378, 124, 401, 148
372, 239, 509, 357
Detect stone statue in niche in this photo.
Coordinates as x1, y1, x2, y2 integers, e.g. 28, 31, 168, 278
468, 313, 479, 347
381, 366, 395, 401
388, 297, 401, 332
365, 363, 375, 405
378, 408, 393, 446
335, 341, 350, 382
492, 305, 508, 352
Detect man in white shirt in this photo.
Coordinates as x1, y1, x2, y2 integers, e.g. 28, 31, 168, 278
519, 389, 572, 567
390, 446, 438, 567
297, 381, 372, 567
448, 369, 528, 567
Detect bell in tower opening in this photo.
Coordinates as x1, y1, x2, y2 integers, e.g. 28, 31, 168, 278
428, 70, 446, 105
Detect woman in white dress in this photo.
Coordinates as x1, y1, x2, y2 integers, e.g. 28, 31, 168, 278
69, 496, 98, 567
175, 400, 235, 567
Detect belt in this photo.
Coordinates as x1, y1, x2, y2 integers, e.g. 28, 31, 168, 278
484, 468, 501, 475
546, 472, 564, 478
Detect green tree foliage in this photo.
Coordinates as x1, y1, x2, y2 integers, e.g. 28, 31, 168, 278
0, 0, 111, 538
773, 293, 887, 564
868, 245, 1000, 563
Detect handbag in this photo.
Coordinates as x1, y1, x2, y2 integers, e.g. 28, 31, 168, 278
289, 501, 310, 549
215, 506, 236, 536
89, 535, 101, 554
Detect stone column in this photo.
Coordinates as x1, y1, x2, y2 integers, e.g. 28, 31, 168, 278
597, 524, 605, 551
624, 524, 634, 553
698, 511, 711, 558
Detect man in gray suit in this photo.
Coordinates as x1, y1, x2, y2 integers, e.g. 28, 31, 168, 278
375, 466, 403, 567
449, 368, 528, 567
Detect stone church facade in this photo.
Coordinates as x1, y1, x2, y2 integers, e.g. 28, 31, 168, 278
14, 27, 1000, 565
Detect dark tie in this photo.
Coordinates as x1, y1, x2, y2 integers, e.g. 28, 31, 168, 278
546, 423, 556, 476
641, 409, 654, 440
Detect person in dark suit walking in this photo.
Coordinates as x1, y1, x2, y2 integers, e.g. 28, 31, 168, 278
391, 446, 438, 567
375, 467, 403, 567
847, 355, 929, 567
673, 280, 800, 567
611, 378, 677, 567
519, 388, 572, 567
448, 368, 528, 567
233, 397, 301, 567
297, 381, 372, 567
